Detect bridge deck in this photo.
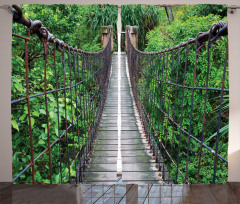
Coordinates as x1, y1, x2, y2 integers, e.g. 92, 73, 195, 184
83, 53, 161, 184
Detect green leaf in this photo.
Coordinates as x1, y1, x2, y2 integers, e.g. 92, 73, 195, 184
22, 158, 27, 163
70, 170, 76, 177
19, 114, 26, 121
38, 139, 45, 145
30, 117, 35, 128
40, 109, 46, 115
49, 111, 54, 119
14, 83, 23, 93
24, 105, 28, 114
14, 137, 22, 147
11, 120, 19, 131
54, 14, 58, 21
64, 168, 69, 175
205, 125, 229, 142
13, 152, 21, 162
32, 111, 40, 117
54, 174, 60, 183
40, 133, 48, 140
52, 135, 58, 141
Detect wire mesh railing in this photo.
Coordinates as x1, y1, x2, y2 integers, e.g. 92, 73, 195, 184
126, 22, 228, 184
11, 5, 112, 184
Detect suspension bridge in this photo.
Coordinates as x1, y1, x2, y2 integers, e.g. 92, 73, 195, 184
2, 4, 240, 204
10, 4, 229, 185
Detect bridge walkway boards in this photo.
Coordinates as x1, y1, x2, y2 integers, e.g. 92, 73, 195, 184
83, 53, 161, 184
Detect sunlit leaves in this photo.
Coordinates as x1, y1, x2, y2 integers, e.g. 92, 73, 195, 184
39, 109, 46, 115
19, 114, 26, 121
38, 139, 45, 145
12, 120, 19, 132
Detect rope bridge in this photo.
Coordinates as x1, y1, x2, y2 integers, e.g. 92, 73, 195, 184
12, 5, 112, 184
126, 22, 228, 184
12, 4, 229, 185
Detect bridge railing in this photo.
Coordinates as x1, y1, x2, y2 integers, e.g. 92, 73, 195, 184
11, 5, 112, 184
126, 22, 228, 184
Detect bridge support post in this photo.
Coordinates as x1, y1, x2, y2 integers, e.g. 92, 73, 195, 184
125, 26, 138, 49
101, 25, 113, 52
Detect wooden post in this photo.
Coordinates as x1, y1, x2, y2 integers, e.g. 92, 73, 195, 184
125, 25, 138, 49
101, 25, 113, 52
125, 25, 129, 51
131, 26, 138, 49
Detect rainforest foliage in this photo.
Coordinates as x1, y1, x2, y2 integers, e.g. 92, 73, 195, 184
12, 4, 228, 184
142, 4, 228, 184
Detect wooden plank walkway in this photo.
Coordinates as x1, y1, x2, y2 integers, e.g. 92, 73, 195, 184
83, 53, 161, 184
1, 183, 240, 203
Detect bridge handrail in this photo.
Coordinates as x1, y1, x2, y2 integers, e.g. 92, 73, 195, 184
126, 22, 228, 184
